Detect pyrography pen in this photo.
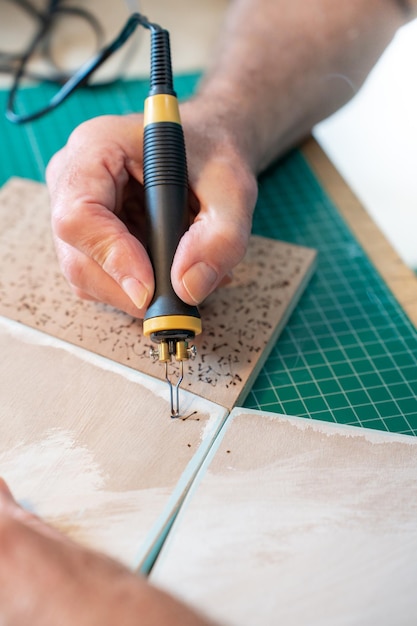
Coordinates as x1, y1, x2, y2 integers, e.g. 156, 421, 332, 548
140, 17, 202, 417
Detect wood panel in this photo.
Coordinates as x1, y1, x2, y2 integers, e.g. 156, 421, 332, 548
0, 317, 227, 571
153, 408, 417, 625
0, 177, 316, 410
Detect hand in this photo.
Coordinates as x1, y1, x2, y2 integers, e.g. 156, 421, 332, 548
46, 103, 257, 318
0, 478, 216, 625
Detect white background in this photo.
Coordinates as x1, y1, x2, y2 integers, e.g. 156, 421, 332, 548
315, 18, 417, 269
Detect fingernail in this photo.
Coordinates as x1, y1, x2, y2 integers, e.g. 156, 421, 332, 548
121, 277, 149, 310
182, 262, 218, 304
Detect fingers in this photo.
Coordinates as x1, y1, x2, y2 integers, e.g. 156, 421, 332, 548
47, 115, 154, 318
47, 111, 258, 313
54, 235, 153, 319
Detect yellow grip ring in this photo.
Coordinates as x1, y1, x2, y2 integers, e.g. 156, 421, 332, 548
143, 314, 202, 337
144, 94, 181, 126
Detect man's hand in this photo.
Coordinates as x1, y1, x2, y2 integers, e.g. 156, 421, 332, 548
0, 478, 216, 625
45, 0, 409, 320
46, 109, 257, 317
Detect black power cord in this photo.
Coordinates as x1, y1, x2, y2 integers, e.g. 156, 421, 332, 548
1, 2, 104, 77
4, 4, 157, 124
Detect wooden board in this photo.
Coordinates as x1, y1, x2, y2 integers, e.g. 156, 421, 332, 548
0, 316, 228, 571
0, 177, 316, 410
152, 408, 417, 625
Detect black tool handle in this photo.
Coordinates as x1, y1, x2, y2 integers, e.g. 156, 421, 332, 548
143, 121, 200, 325
142, 27, 201, 341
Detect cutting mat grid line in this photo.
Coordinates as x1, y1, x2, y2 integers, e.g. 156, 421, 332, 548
1, 76, 416, 435
246, 155, 417, 433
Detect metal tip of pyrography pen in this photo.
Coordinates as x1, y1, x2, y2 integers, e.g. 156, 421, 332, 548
165, 360, 184, 418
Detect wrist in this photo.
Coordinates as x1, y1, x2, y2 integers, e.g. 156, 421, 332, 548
180, 93, 261, 176
180, 95, 258, 230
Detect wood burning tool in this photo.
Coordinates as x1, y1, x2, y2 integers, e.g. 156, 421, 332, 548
140, 17, 202, 417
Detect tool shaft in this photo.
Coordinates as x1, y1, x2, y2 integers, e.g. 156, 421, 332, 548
143, 121, 195, 320
141, 28, 201, 417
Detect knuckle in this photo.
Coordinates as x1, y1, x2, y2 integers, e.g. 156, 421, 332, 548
89, 235, 119, 271
50, 191, 90, 246
45, 148, 62, 184
58, 252, 85, 291
66, 115, 112, 149
51, 207, 74, 242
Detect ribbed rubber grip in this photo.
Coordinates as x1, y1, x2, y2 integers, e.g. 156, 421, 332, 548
143, 122, 187, 188
143, 121, 200, 334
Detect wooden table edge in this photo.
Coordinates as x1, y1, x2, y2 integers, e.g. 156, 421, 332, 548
302, 136, 417, 330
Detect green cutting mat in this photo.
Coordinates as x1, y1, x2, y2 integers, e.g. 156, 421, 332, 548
1, 75, 416, 435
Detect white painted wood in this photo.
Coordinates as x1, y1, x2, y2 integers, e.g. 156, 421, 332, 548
0, 317, 228, 571
153, 408, 417, 626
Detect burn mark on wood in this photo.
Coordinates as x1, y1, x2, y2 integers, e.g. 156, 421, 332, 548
0, 178, 316, 411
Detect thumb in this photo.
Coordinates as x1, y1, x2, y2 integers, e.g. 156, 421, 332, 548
172, 217, 249, 305
171, 167, 257, 304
